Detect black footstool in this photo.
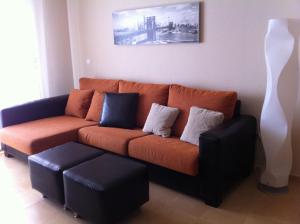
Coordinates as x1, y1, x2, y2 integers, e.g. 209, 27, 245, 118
28, 142, 104, 204
63, 154, 149, 224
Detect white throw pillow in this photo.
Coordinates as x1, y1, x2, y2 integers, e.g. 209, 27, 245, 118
180, 107, 224, 145
143, 103, 180, 137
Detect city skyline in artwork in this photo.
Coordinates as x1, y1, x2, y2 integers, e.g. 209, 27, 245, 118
112, 2, 200, 45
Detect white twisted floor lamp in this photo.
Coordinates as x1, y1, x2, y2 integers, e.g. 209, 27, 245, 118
259, 19, 299, 192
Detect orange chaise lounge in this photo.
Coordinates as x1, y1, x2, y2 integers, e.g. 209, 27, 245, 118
0, 77, 257, 207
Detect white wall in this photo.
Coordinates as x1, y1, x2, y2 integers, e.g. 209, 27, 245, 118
42, 0, 74, 97
67, 0, 300, 176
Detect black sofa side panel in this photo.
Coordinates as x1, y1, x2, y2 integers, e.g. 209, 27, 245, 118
199, 115, 257, 207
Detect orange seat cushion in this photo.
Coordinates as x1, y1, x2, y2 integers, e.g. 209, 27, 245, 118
65, 89, 94, 118
128, 135, 199, 176
78, 126, 148, 155
85, 91, 104, 122
0, 116, 97, 155
119, 80, 169, 127
80, 77, 119, 93
168, 84, 237, 136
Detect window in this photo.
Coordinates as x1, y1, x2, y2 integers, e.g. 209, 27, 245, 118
0, 0, 42, 109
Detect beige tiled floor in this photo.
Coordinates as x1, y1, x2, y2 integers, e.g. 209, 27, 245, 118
0, 151, 300, 224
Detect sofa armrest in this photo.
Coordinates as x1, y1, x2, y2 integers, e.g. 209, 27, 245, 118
0, 95, 69, 128
198, 115, 257, 207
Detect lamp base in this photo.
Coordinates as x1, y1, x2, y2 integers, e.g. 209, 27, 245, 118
257, 183, 288, 194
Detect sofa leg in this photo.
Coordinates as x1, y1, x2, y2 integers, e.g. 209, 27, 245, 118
202, 183, 222, 207
4, 151, 13, 158
204, 198, 221, 208
73, 213, 80, 219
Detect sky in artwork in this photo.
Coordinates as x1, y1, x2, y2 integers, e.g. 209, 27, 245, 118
113, 2, 199, 30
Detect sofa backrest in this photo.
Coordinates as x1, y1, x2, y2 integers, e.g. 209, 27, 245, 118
79, 77, 238, 135
119, 80, 169, 127
167, 84, 237, 137
79, 77, 119, 93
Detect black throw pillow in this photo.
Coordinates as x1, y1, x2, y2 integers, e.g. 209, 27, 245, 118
100, 93, 139, 129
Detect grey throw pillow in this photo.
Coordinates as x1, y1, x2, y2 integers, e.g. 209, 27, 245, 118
143, 103, 180, 137
180, 107, 224, 145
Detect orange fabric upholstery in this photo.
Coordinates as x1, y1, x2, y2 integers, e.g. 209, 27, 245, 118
168, 84, 237, 136
119, 80, 169, 127
65, 89, 94, 118
85, 91, 103, 122
79, 77, 119, 93
128, 135, 199, 176
78, 126, 148, 156
0, 116, 97, 155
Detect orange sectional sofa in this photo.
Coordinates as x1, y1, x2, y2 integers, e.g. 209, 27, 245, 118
0, 77, 257, 207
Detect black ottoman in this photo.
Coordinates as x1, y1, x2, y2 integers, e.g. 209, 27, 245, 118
63, 154, 149, 224
28, 142, 104, 204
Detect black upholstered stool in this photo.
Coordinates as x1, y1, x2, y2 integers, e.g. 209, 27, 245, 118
28, 142, 104, 204
63, 154, 149, 224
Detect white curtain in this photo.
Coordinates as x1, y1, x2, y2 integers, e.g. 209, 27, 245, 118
0, 0, 43, 109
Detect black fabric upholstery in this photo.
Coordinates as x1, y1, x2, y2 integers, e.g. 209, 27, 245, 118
0, 95, 68, 128
199, 115, 257, 207
63, 154, 149, 224
100, 93, 139, 129
28, 142, 104, 204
